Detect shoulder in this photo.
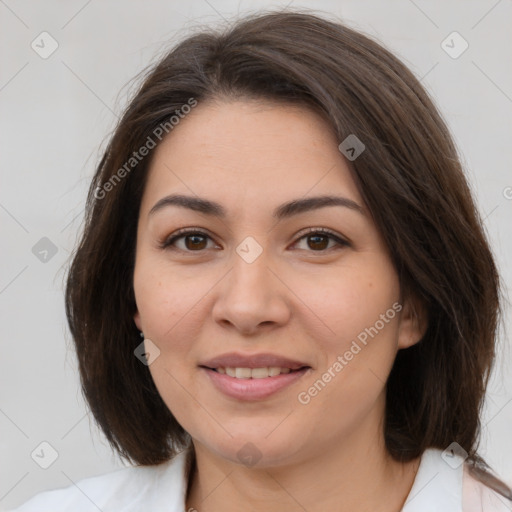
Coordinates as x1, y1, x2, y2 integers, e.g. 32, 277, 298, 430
8, 450, 189, 512
462, 464, 512, 512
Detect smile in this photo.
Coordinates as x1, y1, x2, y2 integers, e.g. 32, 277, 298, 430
200, 366, 311, 401
213, 367, 295, 378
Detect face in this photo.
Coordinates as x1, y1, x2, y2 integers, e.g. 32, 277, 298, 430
133, 99, 422, 467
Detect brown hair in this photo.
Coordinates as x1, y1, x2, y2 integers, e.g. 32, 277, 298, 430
65, 8, 509, 496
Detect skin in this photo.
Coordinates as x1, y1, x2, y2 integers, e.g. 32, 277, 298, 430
133, 99, 426, 512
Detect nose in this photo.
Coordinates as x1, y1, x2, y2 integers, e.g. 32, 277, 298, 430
211, 247, 291, 335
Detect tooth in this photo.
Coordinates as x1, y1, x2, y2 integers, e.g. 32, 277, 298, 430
235, 367, 252, 379
251, 367, 269, 379
222, 367, 294, 378
268, 367, 281, 377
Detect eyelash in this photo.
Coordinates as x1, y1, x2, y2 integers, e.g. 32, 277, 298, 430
160, 227, 350, 254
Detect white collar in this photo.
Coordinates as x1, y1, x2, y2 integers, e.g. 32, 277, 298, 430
402, 448, 463, 511
153, 447, 191, 511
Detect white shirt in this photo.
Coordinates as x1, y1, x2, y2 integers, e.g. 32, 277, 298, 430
8, 447, 511, 511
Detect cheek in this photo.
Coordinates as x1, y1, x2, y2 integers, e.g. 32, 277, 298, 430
288, 255, 401, 351
133, 255, 205, 347
292, 267, 401, 437
133, 257, 205, 417
133, 256, 220, 418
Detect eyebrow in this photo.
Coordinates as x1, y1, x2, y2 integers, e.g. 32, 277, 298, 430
148, 194, 365, 220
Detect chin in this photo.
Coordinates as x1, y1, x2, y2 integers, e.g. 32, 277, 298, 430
198, 430, 304, 469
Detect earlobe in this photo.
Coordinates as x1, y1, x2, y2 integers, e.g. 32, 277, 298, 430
133, 311, 142, 332
397, 295, 428, 349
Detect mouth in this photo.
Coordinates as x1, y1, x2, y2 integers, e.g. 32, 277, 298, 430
199, 364, 311, 401
202, 366, 309, 378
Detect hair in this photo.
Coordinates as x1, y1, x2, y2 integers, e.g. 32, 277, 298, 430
65, 8, 510, 498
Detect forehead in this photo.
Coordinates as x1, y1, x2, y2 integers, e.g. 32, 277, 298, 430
141, 99, 363, 217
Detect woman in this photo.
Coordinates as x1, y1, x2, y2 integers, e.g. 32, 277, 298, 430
11, 10, 511, 512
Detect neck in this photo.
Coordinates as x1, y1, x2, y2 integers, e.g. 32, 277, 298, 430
185, 406, 420, 512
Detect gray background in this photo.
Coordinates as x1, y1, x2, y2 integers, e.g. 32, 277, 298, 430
1, 0, 511, 509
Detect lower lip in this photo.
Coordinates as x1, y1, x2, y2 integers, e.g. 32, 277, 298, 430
201, 367, 310, 401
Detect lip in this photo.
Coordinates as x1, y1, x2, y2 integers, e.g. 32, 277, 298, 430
199, 352, 312, 401
201, 366, 311, 401
199, 352, 309, 370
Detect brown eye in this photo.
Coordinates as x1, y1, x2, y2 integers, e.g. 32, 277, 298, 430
161, 228, 349, 254
306, 234, 330, 251
161, 229, 216, 252
182, 234, 208, 250
293, 229, 349, 252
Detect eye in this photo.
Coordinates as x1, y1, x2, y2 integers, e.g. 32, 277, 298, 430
292, 228, 350, 252
160, 227, 350, 253
160, 228, 219, 252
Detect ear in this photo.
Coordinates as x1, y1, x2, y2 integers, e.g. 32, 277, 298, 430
397, 293, 428, 349
133, 310, 142, 332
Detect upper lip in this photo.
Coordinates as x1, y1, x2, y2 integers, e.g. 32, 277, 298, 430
200, 352, 310, 370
